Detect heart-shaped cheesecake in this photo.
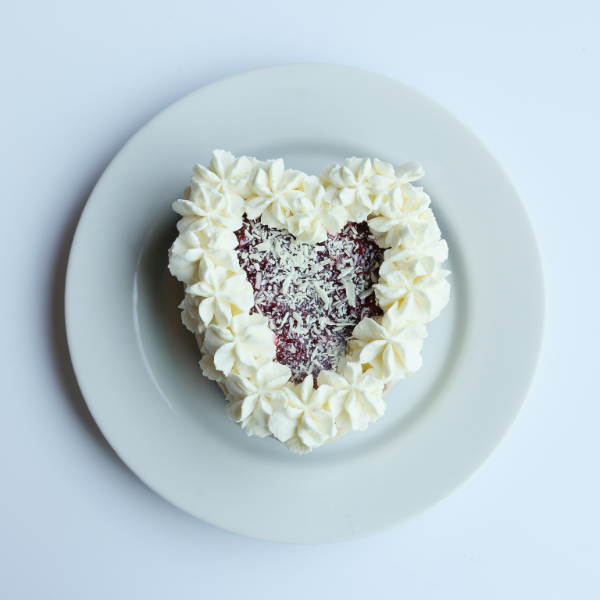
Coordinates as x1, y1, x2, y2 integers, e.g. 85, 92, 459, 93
169, 151, 450, 453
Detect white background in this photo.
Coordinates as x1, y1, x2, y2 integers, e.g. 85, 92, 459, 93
1, 1, 599, 598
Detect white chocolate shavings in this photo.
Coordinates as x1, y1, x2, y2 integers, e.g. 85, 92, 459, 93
236, 218, 382, 385
168, 150, 450, 454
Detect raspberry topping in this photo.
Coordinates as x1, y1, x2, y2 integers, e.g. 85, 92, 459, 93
236, 218, 383, 384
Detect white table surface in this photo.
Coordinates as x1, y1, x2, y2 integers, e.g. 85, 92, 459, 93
1, 1, 598, 598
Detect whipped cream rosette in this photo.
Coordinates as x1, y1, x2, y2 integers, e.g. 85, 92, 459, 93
168, 150, 450, 453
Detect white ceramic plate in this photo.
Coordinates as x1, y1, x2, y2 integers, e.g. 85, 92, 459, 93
66, 64, 544, 544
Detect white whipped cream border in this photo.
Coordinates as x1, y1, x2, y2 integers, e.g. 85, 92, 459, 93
168, 150, 450, 453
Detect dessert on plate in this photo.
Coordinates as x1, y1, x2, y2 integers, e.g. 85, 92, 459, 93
168, 150, 450, 453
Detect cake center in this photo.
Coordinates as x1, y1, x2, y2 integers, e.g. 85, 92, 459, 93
236, 217, 383, 384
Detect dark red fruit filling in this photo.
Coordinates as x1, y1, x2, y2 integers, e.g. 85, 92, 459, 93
236, 217, 383, 384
